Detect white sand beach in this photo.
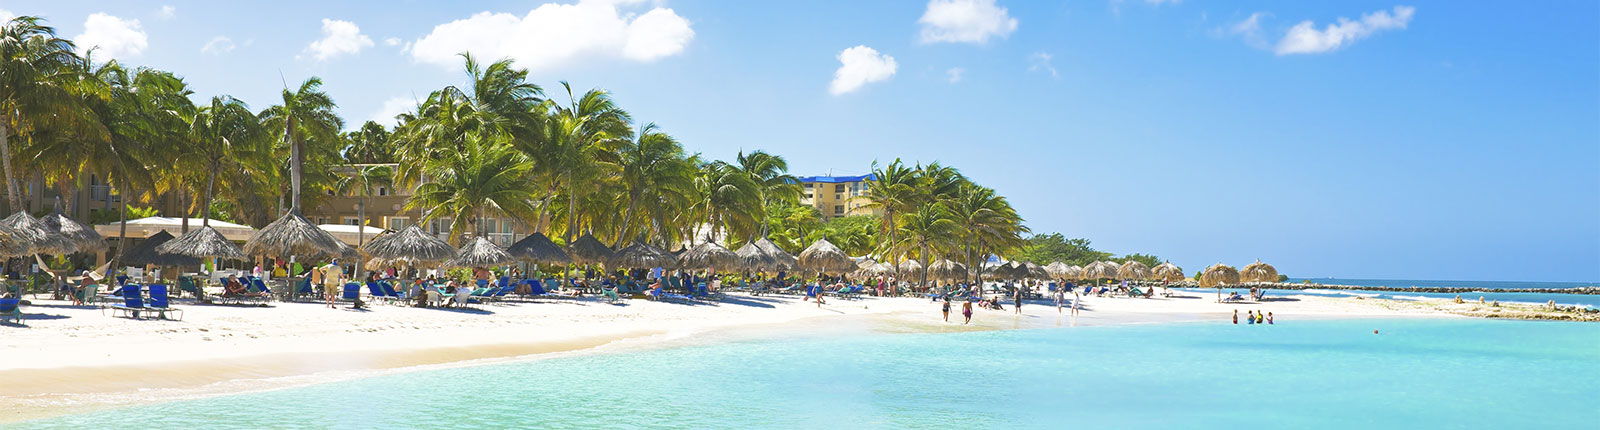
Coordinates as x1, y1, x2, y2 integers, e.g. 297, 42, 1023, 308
0, 291, 1456, 423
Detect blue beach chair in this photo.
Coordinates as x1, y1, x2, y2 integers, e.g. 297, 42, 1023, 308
0, 298, 22, 324
145, 284, 183, 320
109, 284, 146, 319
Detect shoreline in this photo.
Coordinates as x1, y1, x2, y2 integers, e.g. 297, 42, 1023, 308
0, 291, 1570, 424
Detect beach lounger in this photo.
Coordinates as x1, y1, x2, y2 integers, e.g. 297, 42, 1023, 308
366, 282, 393, 305
294, 277, 315, 301
144, 284, 183, 320
602, 287, 621, 303
380, 281, 407, 302
177, 276, 202, 299
0, 298, 21, 324
108, 285, 146, 319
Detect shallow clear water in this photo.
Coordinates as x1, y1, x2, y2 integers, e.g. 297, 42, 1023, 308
10, 319, 1598, 429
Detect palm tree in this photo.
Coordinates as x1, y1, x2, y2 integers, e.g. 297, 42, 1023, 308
861, 159, 916, 267
736, 150, 800, 239
343, 121, 394, 164
404, 133, 539, 244
883, 205, 958, 290
333, 164, 392, 246
543, 82, 630, 243
186, 95, 264, 229
612, 122, 693, 246
693, 160, 760, 244
945, 183, 1027, 285
0, 16, 84, 212
260, 77, 341, 215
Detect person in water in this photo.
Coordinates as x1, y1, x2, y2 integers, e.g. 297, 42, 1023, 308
1246, 310, 1255, 325
962, 300, 974, 324
1267, 312, 1274, 324
941, 298, 952, 322
1232, 309, 1239, 324
1256, 311, 1265, 324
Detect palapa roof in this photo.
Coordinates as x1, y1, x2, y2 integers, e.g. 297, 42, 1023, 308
1025, 262, 1049, 279
1081, 261, 1120, 280
1045, 261, 1071, 279
507, 232, 572, 265
360, 224, 455, 266
566, 233, 616, 265
615, 241, 679, 269
856, 257, 877, 270
928, 259, 967, 280
243, 212, 344, 258
897, 259, 925, 275
1118, 261, 1152, 281
1199, 263, 1240, 288
1, 210, 70, 255
155, 225, 246, 261
444, 236, 514, 268
679, 241, 736, 270
120, 230, 201, 267
1241, 259, 1279, 283
858, 262, 894, 277
1153, 261, 1185, 282
41, 202, 104, 253
754, 238, 798, 270
797, 238, 855, 273
1063, 265, 1084, 280
734, 242, 778, 271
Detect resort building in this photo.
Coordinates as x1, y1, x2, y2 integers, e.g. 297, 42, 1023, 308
798, 173, 880, 220
308, 163, 525, 247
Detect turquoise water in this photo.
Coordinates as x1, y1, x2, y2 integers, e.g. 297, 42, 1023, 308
10, 319, 1598, 429
1257, 278, 1600, 308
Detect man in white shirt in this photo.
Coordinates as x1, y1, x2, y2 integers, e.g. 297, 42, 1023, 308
321, 260, 343, 309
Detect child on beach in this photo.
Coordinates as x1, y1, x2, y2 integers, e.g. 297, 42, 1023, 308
962, 300, 973, 324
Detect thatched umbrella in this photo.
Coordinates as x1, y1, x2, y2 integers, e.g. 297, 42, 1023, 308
1153, 261, 1185, 282
1045, 261, 1070, 279
897, 259, 925, 277
614, 242, 678, 270
1199, 263, 1240, 302
40, 203, 104, 254
361, 225, 455, 268
1063, 265, 1084, 281
444, 236, 514, 269
566, 233, 615, 266
507, 232, 572, 265
156, 226, 246, 262
1153, 261, 1185, 295
1118, 261, 1152, 281
754, 238, 798, 271
1, 211, 69, 255
734, 242, 777, 272
798, 238, 855, 274
857, 262, 892, 277
243, 212, 343, 259
679, 241, 736, 271
928, 259, 967, 281
1025, 262, 1049, 279
122, 230, 201, 267
1241, 259, 1279, 283
855, 257, 877, 271
1082, 261, 1119, 283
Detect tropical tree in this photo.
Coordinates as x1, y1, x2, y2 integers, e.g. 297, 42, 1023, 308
736, 150, 800, 238
0, 16, 85, 212
186, 95, 265, 229
260, 77, 342, 215
861, 159, 916, 263
343, 121, 395, 164
333, 164, 393, 246
692, 160, 760, 244
405, 132, 539, 243
945, 182, 1027, 285
540, 82, 630, 243
883, 205, 958, 289
612, 122, 693, 246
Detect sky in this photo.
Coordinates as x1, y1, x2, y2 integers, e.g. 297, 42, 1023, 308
4, 0, 1597, 282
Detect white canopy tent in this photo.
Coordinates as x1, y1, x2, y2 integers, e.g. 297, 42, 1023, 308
316, 224, 389, 246
94, 217, 257, 241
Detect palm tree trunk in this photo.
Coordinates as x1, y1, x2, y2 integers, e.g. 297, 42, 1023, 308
288, 121, 302, 214
111, 178, 130, 274
203, 159, 218, 228
613, 191, 640, 247
0, 122, 19, 212
565, 172, 577, 244
180, 189, 191, 233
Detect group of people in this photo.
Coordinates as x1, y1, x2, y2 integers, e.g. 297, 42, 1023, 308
1233, 309, 1274, 325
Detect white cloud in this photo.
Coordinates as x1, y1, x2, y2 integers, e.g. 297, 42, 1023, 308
305, 18, 374, 61
829, 45, 897, 95
410, 0, 694, 71
918, 0, 1018, 45
1275, 6, 1415, 55
0, 9, 14, 23
384, 37, 401, 46
158, 5, 175, 19
1215, 12, 1270, 49
370, 96, 417, 126
200, 36, 235, 55
1028, 52, 1058, 78
75, 13, 148, 59
946, 67, 965, 83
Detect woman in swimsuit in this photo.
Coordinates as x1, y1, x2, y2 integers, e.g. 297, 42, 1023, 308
941, 298, 951, 322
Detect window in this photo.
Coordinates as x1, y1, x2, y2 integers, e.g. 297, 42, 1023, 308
834, 205, 844, 215
377, 187, 388, 196
389, 217, 410, 230
315, 217, 328, 225
344, 217, 360, 226
835, 194, 842, 200
804, 183, 813, 188
834, 184, 845, 193
804, 193, 813, 199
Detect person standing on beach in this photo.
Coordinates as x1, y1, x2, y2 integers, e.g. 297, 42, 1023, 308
1054, 287, 1065, 314
1014, 286, 1024, 315
942, 298, 951, 322
962, 300, 973, 324
320, 260, 343, 309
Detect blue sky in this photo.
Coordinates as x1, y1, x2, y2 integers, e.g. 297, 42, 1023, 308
6, 0, 1598, 282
